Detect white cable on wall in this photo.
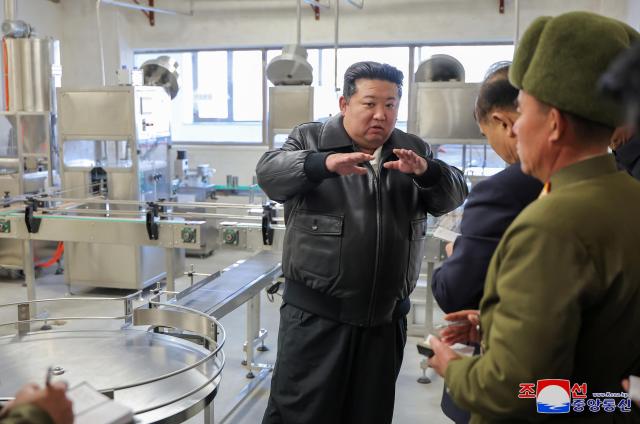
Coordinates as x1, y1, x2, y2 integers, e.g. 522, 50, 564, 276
96, 0, 106, 86
334, 0, 339, 94
296, 0, 301, 45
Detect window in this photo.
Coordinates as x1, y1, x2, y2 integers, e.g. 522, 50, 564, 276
134, 43, 513, 161
134, 50, 263, 144
267, 46, 408, 127
417, 45, 515, 82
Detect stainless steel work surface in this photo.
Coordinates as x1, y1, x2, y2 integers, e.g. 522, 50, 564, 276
0, 328, 219, 424
176, 250, 282, 318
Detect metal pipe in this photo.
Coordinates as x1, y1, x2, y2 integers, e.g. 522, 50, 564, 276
34, 207, 286, 223
407, 45, 415, 134
4, 0, 16, 21
301, 0, 330, 9
334, 0, 340, 93
95, 0, 106, 86
261, 49, 268, 146
296, 0, 301, 45
28, 196, 269, 209
101, 0, 192, 16
347, 0, 364, 8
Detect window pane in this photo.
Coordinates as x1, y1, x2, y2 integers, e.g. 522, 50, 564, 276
316, 48, 339, 120
233, 50, 263, 121
417, 45, 514, 82
196, 51, 228, 119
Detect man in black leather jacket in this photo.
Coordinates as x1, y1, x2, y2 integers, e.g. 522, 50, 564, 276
256, 61, 467, 424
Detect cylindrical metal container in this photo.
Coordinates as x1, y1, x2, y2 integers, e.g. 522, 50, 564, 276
2, 37, 56, 112
4, 38, 23, 111
19, 38, 35, 111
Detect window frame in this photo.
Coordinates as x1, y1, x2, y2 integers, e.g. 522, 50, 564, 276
133, 41, 513, 147
192, 50, 234, 123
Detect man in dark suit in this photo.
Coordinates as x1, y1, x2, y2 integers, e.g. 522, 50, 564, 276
430, 63, 542, 423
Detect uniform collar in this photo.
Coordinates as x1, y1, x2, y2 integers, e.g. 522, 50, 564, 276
549, 154, 618, 191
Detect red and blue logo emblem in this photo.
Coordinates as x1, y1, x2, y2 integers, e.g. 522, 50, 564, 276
536, 379, 571, 413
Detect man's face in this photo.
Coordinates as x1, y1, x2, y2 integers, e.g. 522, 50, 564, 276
340, 78, 400, 152
513, 91, 555, 181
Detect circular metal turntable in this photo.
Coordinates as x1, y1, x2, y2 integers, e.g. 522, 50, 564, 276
0, 295, 225, 424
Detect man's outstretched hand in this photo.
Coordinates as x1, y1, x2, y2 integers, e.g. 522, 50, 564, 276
326, 152, 374, 176
383, 149, 428, 176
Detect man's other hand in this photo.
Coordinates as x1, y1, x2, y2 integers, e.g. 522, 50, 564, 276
445, 242, 454, 258
428, 336, 461, 377
622, 378, 640, 407
325, 152, 374, 176
3, 382, 74, 424
383, 149, 428, 175
439, 310, 480, 345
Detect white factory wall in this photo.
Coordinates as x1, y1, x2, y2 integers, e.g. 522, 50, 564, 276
5, 0, 638, 185
0, 0, 64, 39
124, 0, 630, 49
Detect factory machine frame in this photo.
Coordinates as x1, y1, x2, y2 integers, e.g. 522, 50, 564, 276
0, 196, 284, 423
0, 294, 226, 424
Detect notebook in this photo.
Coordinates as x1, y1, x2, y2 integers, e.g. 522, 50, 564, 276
67, 382, 134, 424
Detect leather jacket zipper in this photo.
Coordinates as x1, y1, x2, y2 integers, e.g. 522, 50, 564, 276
364, 161, 382, 326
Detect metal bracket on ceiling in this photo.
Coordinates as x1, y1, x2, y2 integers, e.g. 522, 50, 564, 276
302, 0, 327, 20
133, 0, 155, 26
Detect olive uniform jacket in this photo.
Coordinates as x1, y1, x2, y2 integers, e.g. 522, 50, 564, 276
0, 404, 54, 424
445, 155, 640, 423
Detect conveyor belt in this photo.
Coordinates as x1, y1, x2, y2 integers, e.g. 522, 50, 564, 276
174, 250, 282, 318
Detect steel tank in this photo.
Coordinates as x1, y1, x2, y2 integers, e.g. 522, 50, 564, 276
2, 36, 59, 112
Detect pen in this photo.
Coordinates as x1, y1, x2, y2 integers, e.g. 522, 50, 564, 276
45, 366, 53, 388
434, 320, 469, 330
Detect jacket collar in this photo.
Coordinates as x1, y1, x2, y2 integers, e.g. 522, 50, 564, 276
318, 115, 355, 151
549, 153, 618, 191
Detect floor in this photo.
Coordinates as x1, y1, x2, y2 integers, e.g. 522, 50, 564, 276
0, 248, 453, 424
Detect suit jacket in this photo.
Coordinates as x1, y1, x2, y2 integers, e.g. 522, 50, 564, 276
446, 154, 640, 423
431, 163, 542, 314
614, 135, 640, 180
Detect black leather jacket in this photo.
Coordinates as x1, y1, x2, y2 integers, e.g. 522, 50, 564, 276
256, 115, 467, 326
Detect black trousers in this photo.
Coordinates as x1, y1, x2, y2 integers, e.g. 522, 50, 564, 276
262, 303, 408, 424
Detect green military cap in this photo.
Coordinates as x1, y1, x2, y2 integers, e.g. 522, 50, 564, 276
509, 11, 640, 128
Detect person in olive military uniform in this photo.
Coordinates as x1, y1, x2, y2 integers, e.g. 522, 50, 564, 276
428, 11, 640, 423
0, 382, 73, 424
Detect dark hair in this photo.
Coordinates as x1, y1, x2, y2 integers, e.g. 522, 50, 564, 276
474, 62, 518, 123
343, 61, 403, 101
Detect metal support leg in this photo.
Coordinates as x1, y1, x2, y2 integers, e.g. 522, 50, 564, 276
165, 248, 175, 292
204, 401, 214, 424
418, 358, 432, 384
243, 294, 260, 378
17, 303, 30, 335
424, 261, 435, 339
22, 240, 36, 313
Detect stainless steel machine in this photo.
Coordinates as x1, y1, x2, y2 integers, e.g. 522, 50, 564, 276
266, 45, 314, 147
58, 85, 180, 290
0, 2, 61, 271
0, 196, 285, 423
174, 150, 219, 258
408, 54, 483, 147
